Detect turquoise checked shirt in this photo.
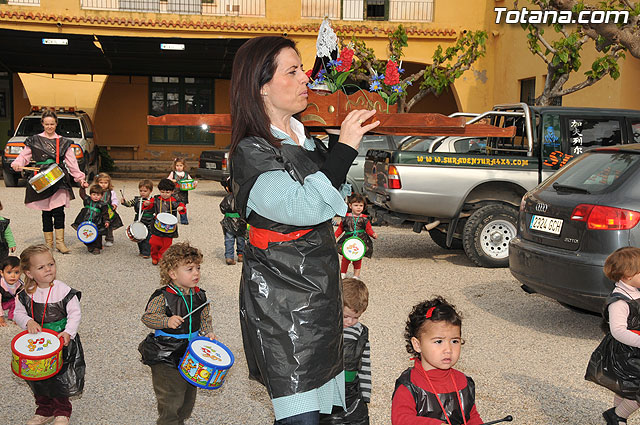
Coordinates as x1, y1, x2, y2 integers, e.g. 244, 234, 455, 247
246, 118, 348, 420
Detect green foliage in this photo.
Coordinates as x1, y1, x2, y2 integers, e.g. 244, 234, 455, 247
98, 146, 115, 172
419, 30, 488, 95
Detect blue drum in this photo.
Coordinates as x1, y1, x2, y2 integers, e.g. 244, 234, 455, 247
179, 337, 234, 389
76, 221, 98, 244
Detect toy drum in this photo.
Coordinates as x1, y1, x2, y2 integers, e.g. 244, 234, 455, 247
179, 338, 234, 389
154, 213, 178, 234
178, 179, 196, 191
11, 329, 63, 381
342, 236, 366, 262
28, 163, 64, 193
76, 221, 98, 244
126, 222, 148, 242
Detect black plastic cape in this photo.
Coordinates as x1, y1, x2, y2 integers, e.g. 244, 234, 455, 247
219, 192, 246, 237
231, 136, 343, 400
585, 292, 640, 401
17, 288, 85, 398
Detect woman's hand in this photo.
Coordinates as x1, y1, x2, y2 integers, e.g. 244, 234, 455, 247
338, 109, 380, 151
27, 319, 42, 334
167, 315, 184, 329
58, 331, 71, 346
13, 165, 23, 172
80, 180, 89, 188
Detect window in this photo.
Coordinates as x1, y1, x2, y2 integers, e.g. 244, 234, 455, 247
520, 78, 535, 106
563, 117, 622, 156
366, 0, 386, 19
149, 76, 215, 145
551, 152, 640, 194
541, 113, 562, 169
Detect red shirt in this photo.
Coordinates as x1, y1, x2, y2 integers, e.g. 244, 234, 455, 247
335, 213, 375, 238
391, 359, 483, 425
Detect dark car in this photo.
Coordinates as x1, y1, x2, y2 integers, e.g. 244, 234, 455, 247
197, 148, 229, 182
509, 144, 640, 312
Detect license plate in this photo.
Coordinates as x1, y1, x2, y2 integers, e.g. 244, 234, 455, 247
205, 163, 216, 169
530, 215, 563, 235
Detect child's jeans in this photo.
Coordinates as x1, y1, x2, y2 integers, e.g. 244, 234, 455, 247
2, 297, 15, 320
138, 231, 151, 256
35, 395, 72, 418
180, 212, 189, 225
105, 226, 114, 243
224, 231, 245, 259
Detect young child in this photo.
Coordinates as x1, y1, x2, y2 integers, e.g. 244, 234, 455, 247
585, 247, 640, 425
144, 178, 186, 265
94, 172, 123, 246
0, 200, 17, 260
219, 177, 245, 265
0, 255, 22, 326
322, 278, 371, 424
168, 157, 197, 225
335, 193, 378, 279
71, 184, 111, 254
13, 245, 85, 425
391, 297, 483, 425
121, 179, 154, 258
138, 242, 215, 424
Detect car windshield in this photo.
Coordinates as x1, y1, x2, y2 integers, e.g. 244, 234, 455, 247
399, 136, 438, 151
16, 117, 82, 138
547, 151, 640, 194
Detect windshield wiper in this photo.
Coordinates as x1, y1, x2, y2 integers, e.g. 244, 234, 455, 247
552, 182, 591, 194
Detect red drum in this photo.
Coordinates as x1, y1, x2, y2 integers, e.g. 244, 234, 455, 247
11, 329, 63, 381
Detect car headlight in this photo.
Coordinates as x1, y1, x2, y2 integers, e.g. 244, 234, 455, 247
5, 145, 23, 155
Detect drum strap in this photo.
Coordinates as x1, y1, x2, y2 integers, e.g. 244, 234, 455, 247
31, 285, 53, 327
171, 284, 193, 340
418, 367, 468, 425
154, 330, 199, 339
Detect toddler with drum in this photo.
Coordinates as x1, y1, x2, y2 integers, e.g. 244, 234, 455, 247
13, 245, 85, 425
144, 178, 186, 265
71, 184, 111, 254
220, 177, 246, 265
138, 242, 216, 425
121, 179, 154, 258
167, 157, 197, 225
93, 173, 123, 247
0, 256, 22, 326
335, 193, 377, 279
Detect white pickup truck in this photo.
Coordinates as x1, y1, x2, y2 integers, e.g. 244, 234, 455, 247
364, 103, 640, 267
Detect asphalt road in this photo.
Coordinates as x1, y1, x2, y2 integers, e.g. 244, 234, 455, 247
0, 179, 617, 424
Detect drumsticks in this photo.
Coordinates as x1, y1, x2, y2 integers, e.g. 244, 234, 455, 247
120, 189, 126, 202
181, 300, 211, 320
481, 415, 513, 425
21, 166, 40, 171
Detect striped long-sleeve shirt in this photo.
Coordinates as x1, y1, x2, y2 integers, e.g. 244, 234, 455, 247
345, 322, 371, 403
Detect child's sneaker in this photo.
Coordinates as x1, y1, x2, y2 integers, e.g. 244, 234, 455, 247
52, 416, 70, 425
26, 414, 54, 425
225, 258, 236, 265
104, 241, 114, 247
237, 254, 243, 263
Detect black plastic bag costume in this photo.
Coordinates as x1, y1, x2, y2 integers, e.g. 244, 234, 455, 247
321, 326, 370, 425
71, 197, 110, 236
138, 285, 208, 368
336, 215, 374, 259
17, 289, 85, 398
23, 135, 75, 204
585, 292, 640, 401
100, 190, 124, 230
231, 136, 343, 399
219, 193, 246, 237
0, 218, 10, 260
393, 369, 476, 424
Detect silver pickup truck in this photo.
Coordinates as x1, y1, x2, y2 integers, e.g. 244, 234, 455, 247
364, 103, 640, 267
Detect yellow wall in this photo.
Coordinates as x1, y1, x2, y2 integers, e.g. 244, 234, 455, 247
4, 0, 640, 161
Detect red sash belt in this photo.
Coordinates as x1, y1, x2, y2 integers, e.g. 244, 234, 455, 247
249, 226, 313, 250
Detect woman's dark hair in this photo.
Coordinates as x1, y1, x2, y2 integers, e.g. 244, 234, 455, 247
229, 36, 298, 154
41, 110, 58, 123
404, 296, 463, 358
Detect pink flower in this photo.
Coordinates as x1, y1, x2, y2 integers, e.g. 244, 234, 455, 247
336, 48, 354, 72
384, 60, 400, 86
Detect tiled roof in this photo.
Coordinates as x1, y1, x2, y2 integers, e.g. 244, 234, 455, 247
0, 10, 456, 37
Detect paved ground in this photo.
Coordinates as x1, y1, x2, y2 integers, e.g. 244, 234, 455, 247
0, 179, 621, 424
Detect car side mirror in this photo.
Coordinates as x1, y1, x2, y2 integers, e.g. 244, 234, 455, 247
85, 131, 94, 138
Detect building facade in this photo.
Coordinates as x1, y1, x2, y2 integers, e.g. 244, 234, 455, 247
0, 0, 638, 161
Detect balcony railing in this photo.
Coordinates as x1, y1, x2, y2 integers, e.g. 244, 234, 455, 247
301, 0, 434, 22
4, 0, 40, 5
80, 0, 265, 16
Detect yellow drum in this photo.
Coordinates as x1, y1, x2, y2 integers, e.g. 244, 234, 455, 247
28, 164, 64, 193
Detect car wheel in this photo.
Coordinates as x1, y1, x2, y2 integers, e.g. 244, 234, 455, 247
3, 169, 18, 187
428, 228, 463, 250
462, 203, 518, 268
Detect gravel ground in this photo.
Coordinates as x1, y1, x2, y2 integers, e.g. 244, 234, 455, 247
0, 179, 620, 424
